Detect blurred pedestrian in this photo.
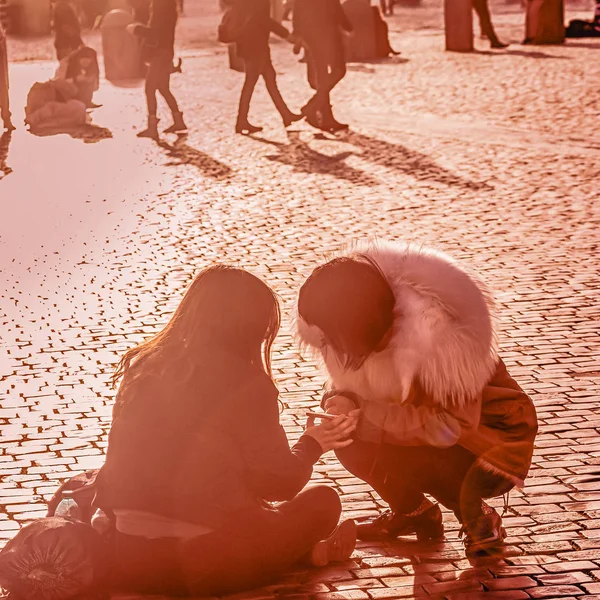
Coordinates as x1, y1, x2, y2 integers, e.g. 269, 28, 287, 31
293, 0, 352, 132
473, 0, 508, 48
52, 1, 84, 60
56, 45, 101, 108
0, 21, 14, 131
95, 266, 358, 596
128, 0, 187, 139
232, 0, 302, 134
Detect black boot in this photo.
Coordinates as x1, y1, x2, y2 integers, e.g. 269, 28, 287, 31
164, 111, 187, 134
357, 501, 444, 542
137, 116, 159, 140
321, 104, 349, 133
460, 503, 506, 558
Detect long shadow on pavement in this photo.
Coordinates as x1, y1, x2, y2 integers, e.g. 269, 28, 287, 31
340, 130, 492, 191
29, 123, 113, 144
158, 133, 233, 180
476, 49, 571, 59
251, 131, 380, 187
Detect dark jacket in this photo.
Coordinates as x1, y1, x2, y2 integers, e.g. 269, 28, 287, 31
133, 0, 177, 55
293, 0, 352, 45
95, 351, 322, 530
236, 0, 290, 61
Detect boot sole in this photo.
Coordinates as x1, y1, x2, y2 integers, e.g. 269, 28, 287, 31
465, 527, 507, 556
309, 519, 357, 568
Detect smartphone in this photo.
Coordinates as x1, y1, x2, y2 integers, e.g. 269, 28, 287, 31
306, 410, 338, 420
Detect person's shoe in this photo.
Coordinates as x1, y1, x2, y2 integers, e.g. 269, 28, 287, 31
357, 501, 444, 542
3, 120, 16, 132
172, 57, 183, 74
460, 504, 506, 558
235, 121, 263, 135
309, 519, 357, 568
301, 102, 323, 130
490, 39, 509, 49
283, 112, 303, 128
137, 116, 159, 140
327, 118, 350, 133
86, 102, 103, 109
164, 111, 187, 133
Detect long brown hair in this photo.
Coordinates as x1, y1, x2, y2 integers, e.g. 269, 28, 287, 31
113, 265, 280, 402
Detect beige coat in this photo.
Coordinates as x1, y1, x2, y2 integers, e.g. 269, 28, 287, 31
298, 241, 537, 486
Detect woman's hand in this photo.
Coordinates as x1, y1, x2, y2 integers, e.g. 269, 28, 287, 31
304, 411, 360, 453
323, 394, 358, 416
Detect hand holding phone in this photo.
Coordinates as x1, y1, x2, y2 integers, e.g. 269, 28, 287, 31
305, 410, 338, 421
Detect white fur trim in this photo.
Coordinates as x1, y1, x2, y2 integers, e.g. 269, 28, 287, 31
298, 241, 498, 410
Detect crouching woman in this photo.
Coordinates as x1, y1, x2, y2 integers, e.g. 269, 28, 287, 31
95, 266, 357, 596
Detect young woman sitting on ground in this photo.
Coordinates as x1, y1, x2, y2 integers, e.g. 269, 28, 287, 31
95, 265, 358, 596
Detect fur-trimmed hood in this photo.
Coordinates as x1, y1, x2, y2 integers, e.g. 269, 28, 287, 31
298, 241, 499, 409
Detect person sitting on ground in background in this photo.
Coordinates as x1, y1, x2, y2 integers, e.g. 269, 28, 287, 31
473, 0, 508, 49
56, 45, 101, 108
297, 241, 538, 558
0, 21, 14, 132
95, 266, 359, 597
127, 0, 186, 139
293, 0, 353, 133
232, 0, 302, 135
52, 1, 84, 60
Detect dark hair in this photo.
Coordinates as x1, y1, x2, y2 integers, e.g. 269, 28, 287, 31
113, 265, 280, 401
298, 255, 395, 370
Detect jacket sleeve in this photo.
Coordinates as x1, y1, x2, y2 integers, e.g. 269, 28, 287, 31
235, 377, 323, 502
356, 393, 482, 448
335, 0, 353, 32
269, 18, 290, 39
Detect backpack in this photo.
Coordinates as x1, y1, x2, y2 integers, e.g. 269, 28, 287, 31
217, 6, 249, 44
0, 517, 111, 600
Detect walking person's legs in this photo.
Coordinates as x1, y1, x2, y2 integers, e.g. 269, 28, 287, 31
236, 58, 262, 134
137, 61, 161, 139
472, 0, 508, 48
261, 60, 302, 128
0, 33, 14, 131
320, 36, 348, 131
155, 56, 187, 134
301, 45, 332, 130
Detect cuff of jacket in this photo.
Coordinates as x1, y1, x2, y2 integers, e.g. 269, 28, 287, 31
295, 434, 325, 464
355, 400, 387, 444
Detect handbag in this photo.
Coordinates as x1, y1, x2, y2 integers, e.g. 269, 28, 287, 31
218, 5, 250, 44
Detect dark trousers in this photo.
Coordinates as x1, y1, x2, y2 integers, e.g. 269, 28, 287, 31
304, 35, 347, 118
472, 0, 500, 43
336, 441, 513, 524
237, 54, 291, 124
0, 37, 10, 125
115, 485, 341, 597
145, 51, 180, 118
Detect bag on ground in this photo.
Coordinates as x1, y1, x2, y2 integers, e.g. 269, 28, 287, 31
0, 517, 110, 600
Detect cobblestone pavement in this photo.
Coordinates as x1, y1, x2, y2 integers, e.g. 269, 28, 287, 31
1, 5, 600, 598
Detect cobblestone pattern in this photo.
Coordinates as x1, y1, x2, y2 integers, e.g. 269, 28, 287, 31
1, 13, 600, 600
